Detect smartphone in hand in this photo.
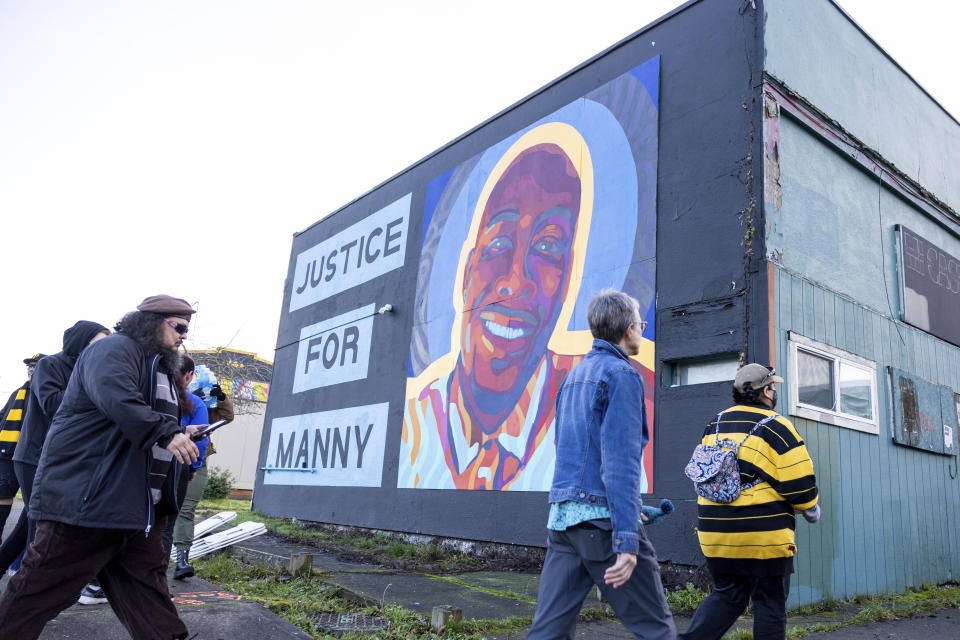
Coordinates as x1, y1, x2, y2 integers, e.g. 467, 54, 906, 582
191, 419, 229, 441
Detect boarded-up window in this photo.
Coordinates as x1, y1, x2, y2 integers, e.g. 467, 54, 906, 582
889, 367, 958, 455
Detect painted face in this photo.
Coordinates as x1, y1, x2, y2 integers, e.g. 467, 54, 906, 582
460, 144, 581, 395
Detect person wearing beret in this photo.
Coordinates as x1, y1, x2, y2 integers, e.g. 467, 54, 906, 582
0, 295, 201, 640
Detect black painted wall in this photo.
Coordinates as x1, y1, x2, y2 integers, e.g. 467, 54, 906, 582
254, 0, 766, 565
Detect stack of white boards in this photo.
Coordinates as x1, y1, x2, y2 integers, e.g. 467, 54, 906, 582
170, 511, 267, 560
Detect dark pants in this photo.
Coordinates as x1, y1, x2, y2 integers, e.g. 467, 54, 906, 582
526, 522, 676, 640
161, 461, 192, 559
0, 461, 37, 572
0, 457, 18, 499
0, 518, 189, 640
680, 573, 791, 640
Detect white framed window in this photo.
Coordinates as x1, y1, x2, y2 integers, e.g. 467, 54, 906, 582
666, 354, 741, 387
787, 332, 879, 434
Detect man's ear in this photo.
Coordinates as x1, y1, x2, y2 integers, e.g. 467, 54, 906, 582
461, 249, 476, 295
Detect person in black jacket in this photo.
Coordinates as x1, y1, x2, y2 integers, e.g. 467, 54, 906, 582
0, 322, 109, 576
0, 295, 200, 640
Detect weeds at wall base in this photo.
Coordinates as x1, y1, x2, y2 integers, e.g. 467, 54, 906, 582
194, 501, 959, 638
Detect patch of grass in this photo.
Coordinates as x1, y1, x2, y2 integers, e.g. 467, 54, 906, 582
576, 604, 616, 623
722, 629, 753, 640
194, 553, 460, 640
193, 553, 357, 637
423, 573, 537, 604
195, 552, 526, 639
789, 596, 842, 616
889, 583, 960, 609
769, 583, 960, 640
850, 603, 898, 625
666, 582, 707, 614
446, 615, 531, 635
206, 509, 471, 568
385, 540, 417, 558
217, 509, 334, 543
196, 497, 252, 513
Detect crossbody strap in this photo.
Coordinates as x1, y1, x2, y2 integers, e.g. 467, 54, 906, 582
713, 412, 782, 449
712, 411, 726, 446
738, 413, 781, 447
738, 413, 782, 491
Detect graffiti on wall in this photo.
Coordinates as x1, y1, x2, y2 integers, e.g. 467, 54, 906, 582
221, 378, 270, 403
399, 56, 660, 492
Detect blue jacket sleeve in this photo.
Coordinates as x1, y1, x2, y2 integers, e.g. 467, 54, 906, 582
182, 396, 209, 471
599, 367, 647, 555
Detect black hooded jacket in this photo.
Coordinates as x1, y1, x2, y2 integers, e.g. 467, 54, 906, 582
14, 321, 109, 466
29, 333, 184, 531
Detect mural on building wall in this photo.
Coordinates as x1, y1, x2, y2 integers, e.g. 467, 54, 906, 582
221, 379, 270, 403
399, 57, 660, 492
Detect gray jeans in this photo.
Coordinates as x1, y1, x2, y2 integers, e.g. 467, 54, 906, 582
526, 520, 677, 640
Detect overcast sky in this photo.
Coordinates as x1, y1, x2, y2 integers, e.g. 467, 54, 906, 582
1, 0, 956, 397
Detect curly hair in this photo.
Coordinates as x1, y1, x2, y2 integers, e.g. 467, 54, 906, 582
732, 382, 767, 405
114, 310, 181, 373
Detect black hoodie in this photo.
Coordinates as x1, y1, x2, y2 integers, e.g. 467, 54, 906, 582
13, 320, 108, 466
30, 333, 182, 531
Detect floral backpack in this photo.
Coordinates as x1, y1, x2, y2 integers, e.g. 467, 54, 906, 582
684, 412, 781, 503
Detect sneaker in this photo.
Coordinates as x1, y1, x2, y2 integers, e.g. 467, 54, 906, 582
78, 583, 109, 605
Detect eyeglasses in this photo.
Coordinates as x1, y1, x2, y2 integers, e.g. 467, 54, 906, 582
633, 319, 648, 332
165, 320, 189, 335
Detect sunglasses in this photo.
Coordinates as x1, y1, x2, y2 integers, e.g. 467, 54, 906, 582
165, 320, 189, 335
760, 366, 777, 387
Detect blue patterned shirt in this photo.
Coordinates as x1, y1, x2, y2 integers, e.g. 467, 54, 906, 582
547, 500, 612, 530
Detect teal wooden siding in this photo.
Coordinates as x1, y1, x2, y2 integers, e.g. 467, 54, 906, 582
775, 265, 960, 605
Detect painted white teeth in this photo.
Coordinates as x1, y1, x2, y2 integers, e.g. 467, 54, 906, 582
484, 320, 528, 339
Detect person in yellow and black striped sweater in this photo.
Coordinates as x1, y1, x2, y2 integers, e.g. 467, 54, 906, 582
681, 363, 820, 640
0, 354, 44, 542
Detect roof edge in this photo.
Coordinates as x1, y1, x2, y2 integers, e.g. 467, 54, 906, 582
295, 0, 704, 237
828, 0, 959, 127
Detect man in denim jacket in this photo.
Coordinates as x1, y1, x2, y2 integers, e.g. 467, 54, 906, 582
527, 289, 676, 640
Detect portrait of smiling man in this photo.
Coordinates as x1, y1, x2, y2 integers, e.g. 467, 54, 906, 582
400, 126, 597, 491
